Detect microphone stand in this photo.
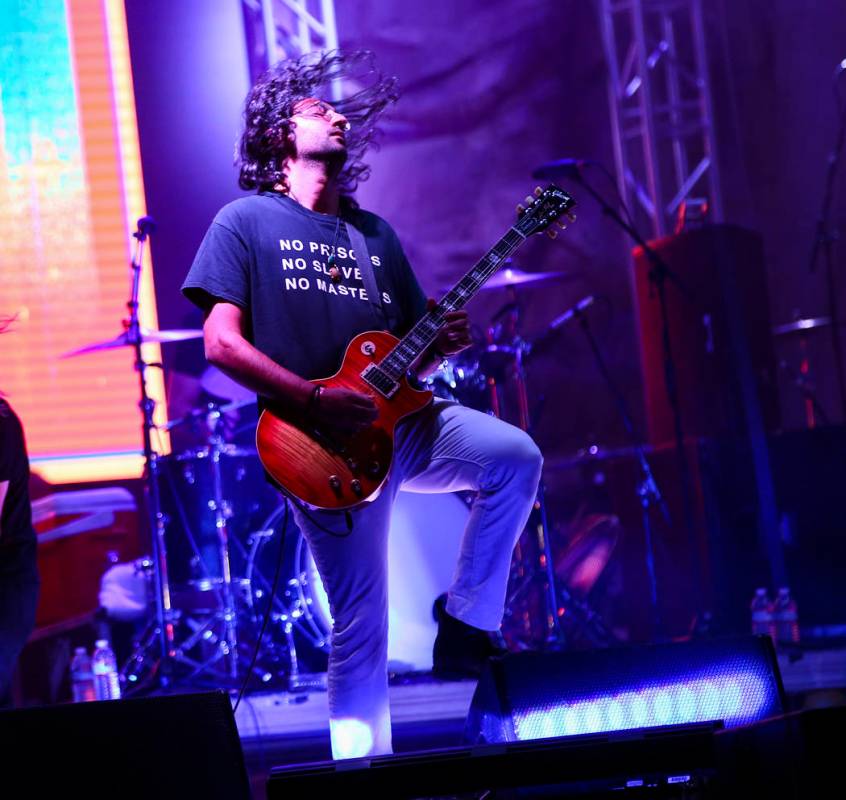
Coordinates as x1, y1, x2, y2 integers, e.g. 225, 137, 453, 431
572, 304, 668, 640
127, 216, 176, 689
569, 168, 707, 638
808, 65, 846, 421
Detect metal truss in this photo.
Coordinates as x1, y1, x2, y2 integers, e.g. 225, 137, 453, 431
597, 0, 723, 238
241, 0, 340, 94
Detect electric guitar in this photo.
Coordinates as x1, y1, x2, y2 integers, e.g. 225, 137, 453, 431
256, 185, 576, 510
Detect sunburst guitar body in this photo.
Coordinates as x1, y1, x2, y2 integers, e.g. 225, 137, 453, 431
256, 331, 432, 510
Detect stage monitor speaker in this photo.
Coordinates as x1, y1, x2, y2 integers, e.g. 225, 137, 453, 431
632, 224, 779, 445
0, 690, 250, 799
465, 636, 784, 745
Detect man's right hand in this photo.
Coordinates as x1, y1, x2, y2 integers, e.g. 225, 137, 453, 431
310, 386, 379, 435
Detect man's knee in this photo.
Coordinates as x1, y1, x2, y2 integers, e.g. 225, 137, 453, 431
517, 431, 543, 470
481, 426, 543, 490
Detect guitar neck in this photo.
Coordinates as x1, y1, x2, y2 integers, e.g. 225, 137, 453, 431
378, 225, 528, 380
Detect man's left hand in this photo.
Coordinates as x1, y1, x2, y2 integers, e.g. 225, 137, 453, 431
433, 309, 473, 357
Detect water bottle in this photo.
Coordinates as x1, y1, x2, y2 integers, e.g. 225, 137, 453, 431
92, 639, 121, 700
773, 587, 800, 646
750, 588, 774, 639
69, 647, 96, 703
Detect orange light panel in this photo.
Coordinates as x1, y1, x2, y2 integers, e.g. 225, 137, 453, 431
0, 0, 169, 483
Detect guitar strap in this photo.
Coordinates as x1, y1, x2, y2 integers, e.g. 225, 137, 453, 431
345, 219, 398, 331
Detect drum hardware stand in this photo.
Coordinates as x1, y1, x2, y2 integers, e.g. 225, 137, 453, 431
165, 411, 245, 684
486, 290, 568, 650
570, 299, 668, 640
493, 292, 619, 650
206, 413, 240, 680
777, 356, 830, 428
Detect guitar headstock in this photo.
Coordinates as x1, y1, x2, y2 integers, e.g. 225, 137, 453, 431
515, 184, 576, 239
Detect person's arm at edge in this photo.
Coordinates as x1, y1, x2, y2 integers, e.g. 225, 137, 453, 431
0, 480, 8, 540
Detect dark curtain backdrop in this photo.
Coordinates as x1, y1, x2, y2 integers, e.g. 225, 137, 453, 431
127, 0, 846, 458
710, 0, 846, 429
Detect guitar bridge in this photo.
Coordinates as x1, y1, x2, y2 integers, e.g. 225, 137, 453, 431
361, 363, 399, 398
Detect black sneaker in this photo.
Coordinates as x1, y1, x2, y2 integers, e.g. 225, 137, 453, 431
431, 594, 507, 680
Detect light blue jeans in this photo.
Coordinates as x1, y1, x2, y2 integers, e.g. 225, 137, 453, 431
291, 400, 543, 759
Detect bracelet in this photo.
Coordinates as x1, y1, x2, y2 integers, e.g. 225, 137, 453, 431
305, 384, 323, 417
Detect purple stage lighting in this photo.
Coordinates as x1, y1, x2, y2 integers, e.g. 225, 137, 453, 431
466, 636, 785, 744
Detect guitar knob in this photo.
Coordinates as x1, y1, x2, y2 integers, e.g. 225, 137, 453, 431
350, 479, 362, 496
367, 461, 381, 476
346, 458, 358, 472
328, 475, 342, 493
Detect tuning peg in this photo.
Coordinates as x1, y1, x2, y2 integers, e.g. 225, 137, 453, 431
557, 221, 568, 231
516, 204, 525, 216
566, 212, 577, 222
524, 195, 534, 205
534, 186, 542, 197
546, 229, 558, 240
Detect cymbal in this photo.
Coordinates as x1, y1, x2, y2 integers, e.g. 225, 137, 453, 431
61, 327, 203, 358
772, 317, 832, 336
482, 268, 565, 291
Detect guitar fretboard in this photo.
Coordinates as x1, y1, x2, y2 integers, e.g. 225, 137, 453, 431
378, 226, 527, 380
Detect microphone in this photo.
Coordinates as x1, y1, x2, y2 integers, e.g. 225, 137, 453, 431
133, 215, 157, 241
549, 295, 595, 331
532, 158, 595, 181
524, 295, 595, 362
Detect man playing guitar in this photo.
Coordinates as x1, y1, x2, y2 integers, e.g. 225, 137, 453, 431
182, 51, 543, 760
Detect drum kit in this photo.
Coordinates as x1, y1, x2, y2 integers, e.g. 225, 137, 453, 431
67, 224, 609, 694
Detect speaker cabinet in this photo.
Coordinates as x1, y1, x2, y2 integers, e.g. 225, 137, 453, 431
0, 691, 250, 799
633, 224, 779, 445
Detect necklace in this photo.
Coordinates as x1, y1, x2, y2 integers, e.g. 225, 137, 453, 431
272, 190, 344, 282
325, 211, 342, 282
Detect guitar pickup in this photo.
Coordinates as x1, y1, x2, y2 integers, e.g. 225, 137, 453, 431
361, 363, 399, 399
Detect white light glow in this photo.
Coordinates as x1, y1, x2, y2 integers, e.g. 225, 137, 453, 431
329, 718, 374, 760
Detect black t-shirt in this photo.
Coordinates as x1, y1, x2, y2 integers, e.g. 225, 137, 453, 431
0, 400, 36, 561
181, 193, 427, 384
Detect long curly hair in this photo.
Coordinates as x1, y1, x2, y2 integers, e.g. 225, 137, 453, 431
236, 50, 399, 196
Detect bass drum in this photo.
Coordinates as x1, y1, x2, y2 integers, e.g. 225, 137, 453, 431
247, 490, 470, 673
